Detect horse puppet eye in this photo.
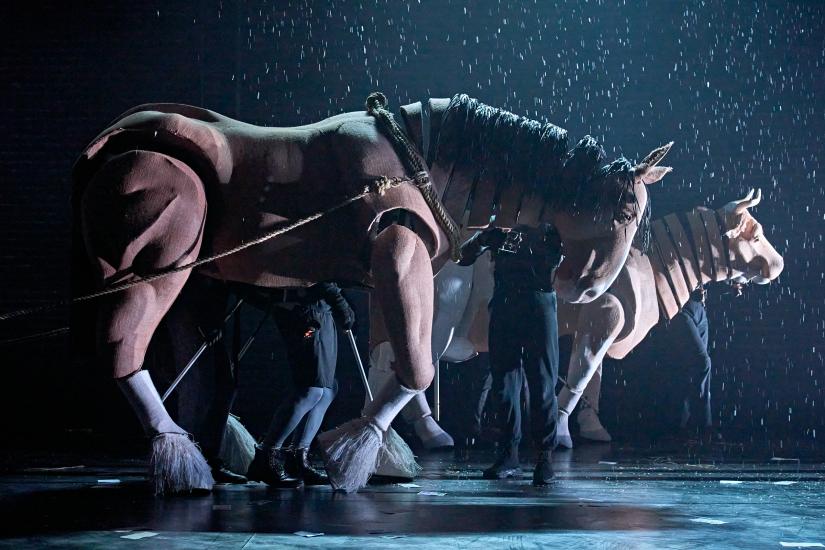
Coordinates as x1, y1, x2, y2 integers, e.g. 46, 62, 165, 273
616, 211, 633, 224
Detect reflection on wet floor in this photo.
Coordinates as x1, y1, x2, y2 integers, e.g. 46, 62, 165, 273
1, 446, 823, 548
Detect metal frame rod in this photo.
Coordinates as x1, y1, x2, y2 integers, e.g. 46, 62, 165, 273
345, 329, 373, 402
161, 298, 244, 402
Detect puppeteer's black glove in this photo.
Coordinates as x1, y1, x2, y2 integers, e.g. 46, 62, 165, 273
315, 282, 355, 330
458, 227, 507, 266
478, 227, 507, 248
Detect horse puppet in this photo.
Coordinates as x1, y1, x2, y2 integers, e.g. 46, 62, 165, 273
555, 189, 784, 445
73, 93, 671, 494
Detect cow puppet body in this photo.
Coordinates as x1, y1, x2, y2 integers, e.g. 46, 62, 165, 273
555, 190, 784, 443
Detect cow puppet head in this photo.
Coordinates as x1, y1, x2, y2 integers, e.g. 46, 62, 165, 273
720, 188, 784, 284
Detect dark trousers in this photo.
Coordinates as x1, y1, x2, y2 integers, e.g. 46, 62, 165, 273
659, 300, 712, 430
271, 302, 338, 390
264, 302, 339, 449
488, 288, 559, 451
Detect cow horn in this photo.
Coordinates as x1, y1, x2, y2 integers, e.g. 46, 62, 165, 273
735, 188, 762, 213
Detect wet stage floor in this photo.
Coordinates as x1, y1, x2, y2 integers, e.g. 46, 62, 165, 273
1, 446, 823, 549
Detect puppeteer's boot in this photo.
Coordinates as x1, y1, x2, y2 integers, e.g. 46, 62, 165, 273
482, 444, 522, 479
208, 457, 248, 484
532, 449, 556, 487
286, 447, 329, 486
246, 445, 302, 488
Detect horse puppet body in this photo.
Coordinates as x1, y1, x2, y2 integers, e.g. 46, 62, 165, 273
75, 94, 669, 493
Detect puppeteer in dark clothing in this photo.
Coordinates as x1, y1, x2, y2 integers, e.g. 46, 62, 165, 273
459, 223, 563, 486
236, 282, 355, 487
658, 286, 713, 435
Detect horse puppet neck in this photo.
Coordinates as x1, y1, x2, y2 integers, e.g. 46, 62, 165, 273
410, 95, 570, 232
648, 207, 735, 319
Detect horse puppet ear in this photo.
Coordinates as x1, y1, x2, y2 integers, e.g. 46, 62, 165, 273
633, 141, 674, 185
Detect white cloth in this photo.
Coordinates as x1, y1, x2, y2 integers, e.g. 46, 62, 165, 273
117, 370, 185, 436
365, 374, 419, 432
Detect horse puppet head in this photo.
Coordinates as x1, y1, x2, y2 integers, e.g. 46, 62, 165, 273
432, 95, 674, 304
548, 139, 673, 303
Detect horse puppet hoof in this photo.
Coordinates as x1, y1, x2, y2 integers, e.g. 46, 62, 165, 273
318, 418, 383, 493
150, 433, 215, 495
373, 428, 422, 481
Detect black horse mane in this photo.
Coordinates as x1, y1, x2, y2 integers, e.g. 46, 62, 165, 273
435, 94, 651, 250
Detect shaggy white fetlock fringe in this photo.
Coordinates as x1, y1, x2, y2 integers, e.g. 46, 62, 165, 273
219, 415, 256, 475
318, 418, 382, 493
376, 427, 422, 479
150, 433, 214, 495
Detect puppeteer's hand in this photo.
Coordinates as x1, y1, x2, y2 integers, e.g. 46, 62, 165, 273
312, 282, 356, 330
478, 227, 507, 249
330, 297, 356, 330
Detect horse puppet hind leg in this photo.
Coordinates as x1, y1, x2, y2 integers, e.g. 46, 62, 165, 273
557, 293, 624, 449
82, 150, 214, 495
319, 224, 433, 492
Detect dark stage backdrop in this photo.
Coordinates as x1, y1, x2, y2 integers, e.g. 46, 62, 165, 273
0, 1, 822, 455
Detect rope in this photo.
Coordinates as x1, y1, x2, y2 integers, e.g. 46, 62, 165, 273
0, 176, 404, 323
365, 92, 463, 262
0, 327, 69, 347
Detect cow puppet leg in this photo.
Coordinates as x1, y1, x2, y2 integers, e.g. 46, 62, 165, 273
577, 363, 612, 442
319, 225, 433, 492
365, 343, 454, 454
557, 293, 623, 448
82, 151, 213, 494
360, 260, 463, 452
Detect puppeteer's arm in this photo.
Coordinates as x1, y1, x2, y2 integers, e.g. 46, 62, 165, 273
458, 227, 506, 266
314, 282, 356, 330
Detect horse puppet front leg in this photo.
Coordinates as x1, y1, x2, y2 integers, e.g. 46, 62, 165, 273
319, 224, 434, 492
82, 150, 213, 495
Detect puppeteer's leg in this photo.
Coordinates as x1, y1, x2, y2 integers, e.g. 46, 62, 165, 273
664, 304, 713, 434
523, 291, 559, 486
319, 225, 433, 492
482, 292, 525, 480
157, 275, 247, 484
82, 151, 213, 495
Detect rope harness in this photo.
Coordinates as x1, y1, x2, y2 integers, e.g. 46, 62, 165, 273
365, 92, 463, 262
